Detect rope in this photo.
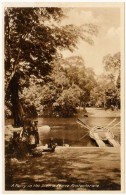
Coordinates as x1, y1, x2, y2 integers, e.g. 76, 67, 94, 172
76, 121, 90, 131
76, 119, 91, 130
105, 118, 116, 128
78, 132, 89, 141
108, 121, 120, 131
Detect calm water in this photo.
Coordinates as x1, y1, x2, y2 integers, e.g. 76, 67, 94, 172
5, 116, 120, 147
32, 117, 120, 147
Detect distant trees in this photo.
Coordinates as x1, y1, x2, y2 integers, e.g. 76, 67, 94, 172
85, 52, 121, 110
64, 57, 97, 108
102, 52, 120, 109
103, 52, 120, 88
103, 52, 120, 73
89, 52, 121, 110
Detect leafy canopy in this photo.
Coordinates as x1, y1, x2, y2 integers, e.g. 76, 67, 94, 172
5, 7, 98, 84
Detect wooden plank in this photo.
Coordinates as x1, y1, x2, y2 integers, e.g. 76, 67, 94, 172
105, 132, 120, 147
94, 133, 106, 147
95, 140, 106, 147
107, 139, 120, 147
105, 132, 113, 139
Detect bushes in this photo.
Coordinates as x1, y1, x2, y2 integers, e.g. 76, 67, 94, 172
55, 85, 81, 117
15, 78, 82, 117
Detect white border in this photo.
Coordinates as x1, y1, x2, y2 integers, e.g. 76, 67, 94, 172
0, 1, 125, 195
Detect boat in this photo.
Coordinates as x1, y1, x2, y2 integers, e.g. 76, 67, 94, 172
89, 125, 114, 141
77, 118, 120, 147
89, 126, 113, 147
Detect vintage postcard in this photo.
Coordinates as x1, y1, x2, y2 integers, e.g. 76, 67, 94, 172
3, 2, 124, 193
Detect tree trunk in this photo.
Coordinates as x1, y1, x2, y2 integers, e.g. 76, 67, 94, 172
8, 71, 25, 127
83, 102, 86, 112
11, 96, 24, 127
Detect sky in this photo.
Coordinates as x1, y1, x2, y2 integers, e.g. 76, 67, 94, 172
61, 7, 121, 75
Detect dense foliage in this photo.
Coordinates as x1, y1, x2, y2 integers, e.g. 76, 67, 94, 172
5, 7, 120, 122
18, 60, 97, 117
5, 7, 98, 122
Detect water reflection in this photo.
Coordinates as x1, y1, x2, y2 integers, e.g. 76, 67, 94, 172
37, 117, 120, 147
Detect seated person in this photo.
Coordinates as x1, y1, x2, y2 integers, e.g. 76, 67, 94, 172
47, 137, 57, 152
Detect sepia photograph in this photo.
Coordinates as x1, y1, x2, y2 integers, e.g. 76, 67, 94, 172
4, 2, 124, 192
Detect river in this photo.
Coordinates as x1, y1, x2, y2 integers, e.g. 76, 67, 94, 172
5, 113, 120, 147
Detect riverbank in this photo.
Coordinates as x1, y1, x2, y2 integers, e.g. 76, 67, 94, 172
86, 107, 120, 118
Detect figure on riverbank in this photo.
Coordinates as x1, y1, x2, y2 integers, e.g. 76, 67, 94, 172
34, 121, 39, 145
47, 137, 57, 152
7, 119, 40, 158
21, 119, 40, 149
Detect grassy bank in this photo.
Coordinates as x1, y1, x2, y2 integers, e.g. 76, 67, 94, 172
5, 147, 120, 191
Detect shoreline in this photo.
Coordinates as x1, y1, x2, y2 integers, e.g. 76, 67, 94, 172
86, 107, 120, 118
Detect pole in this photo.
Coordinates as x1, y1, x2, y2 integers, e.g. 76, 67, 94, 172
76, 120, 90, 131
105, 118, 117, 128
77, 119, 91, 129
108, 121, 120, 131
79, 132, 89, 141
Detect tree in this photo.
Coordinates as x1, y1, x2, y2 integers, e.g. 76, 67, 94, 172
56, 84, 82, 117
103, 52, 120, 85
65, 61, 97, 108
102, 52, 121, 109
103, 52, 120, 72
5, 8, 98, 125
